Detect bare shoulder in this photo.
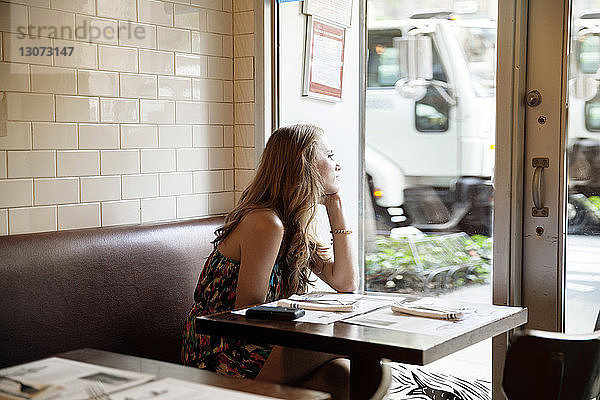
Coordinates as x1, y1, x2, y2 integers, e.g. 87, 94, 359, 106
240, 209, 284, 236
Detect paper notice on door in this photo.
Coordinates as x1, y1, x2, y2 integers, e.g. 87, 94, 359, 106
303, 0, 353, 27
303, 16, 346, 101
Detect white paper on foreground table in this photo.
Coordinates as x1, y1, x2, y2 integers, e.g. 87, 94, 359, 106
111, 377, 283, 400
343, 300, 521, 337
0, 357, 153, 400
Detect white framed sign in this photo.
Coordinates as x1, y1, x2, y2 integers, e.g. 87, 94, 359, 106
303, 16, 346, 102
303, 0, 353, 27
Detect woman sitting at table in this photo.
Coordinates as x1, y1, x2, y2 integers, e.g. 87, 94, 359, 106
182, 124, 357, 399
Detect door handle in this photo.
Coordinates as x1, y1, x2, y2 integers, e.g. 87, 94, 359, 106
532, 158, 549, 217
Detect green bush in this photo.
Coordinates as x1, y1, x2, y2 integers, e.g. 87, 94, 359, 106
589, 196, 600, 217
365, 233, 491, 294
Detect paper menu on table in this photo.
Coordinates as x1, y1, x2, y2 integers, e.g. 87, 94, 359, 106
110, 377, 283, 400
0, 357, 154, 400
343, 302, 521, 337
232, 292, 393, 324
286, 293, 365, 304
277, 293, 364, 311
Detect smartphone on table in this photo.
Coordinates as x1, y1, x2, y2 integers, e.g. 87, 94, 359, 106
245, 306, 305, 321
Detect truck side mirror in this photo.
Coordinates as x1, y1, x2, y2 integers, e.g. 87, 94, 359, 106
573, 33, 600, 100
394, 36, 433, 99
573, 74, 599, 101
394, 36, 433, 81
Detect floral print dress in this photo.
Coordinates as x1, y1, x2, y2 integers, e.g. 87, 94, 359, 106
181, 247, 284, 379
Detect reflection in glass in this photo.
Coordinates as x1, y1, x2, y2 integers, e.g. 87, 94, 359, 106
415, 87, 450, 132
367, 29, 402, 87
364, 1, 497, 382
365, 12, 496, 292
585, 95, 600, 131
566, 3, 600, 334
578, 34, 600, 74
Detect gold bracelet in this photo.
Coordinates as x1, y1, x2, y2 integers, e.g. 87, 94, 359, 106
330, 229, 353, 235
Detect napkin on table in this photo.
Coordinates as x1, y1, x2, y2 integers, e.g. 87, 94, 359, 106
277, 297, 356, 312
391, 300, 468, 321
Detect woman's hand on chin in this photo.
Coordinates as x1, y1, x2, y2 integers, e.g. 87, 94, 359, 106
319, 191, 341, 207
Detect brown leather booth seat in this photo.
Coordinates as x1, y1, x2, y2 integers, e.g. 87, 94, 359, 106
0, 216, 224, 368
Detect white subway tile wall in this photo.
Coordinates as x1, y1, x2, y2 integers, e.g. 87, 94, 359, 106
101, 199, 140, 226
32, 122, 78, 149
80, 175, 121, 202
51, 0, 96, 15
34, 177, 79, 205
78, 70, 119, 97
176, 193, 208, 218
159, 171, 193, 195
1, 122, 32, 150
0, 179, 33, 208
30, 65, 77, 95
79, 123, 120, 149
0, 209, 7, 235
0, 0, 252, 235
122, 173, 159, 198
233, 0, 255, 200
58, 202, 101, 230
8, 150, 56, 178
141, 196, 176, 222
0, 152, 6, 178
57, 150, 100, 176
9, 205, 57, 234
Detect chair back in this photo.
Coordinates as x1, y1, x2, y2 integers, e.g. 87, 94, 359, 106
369, 359, 392, 400
0, 217, 224, 367
502, 329, 600, 400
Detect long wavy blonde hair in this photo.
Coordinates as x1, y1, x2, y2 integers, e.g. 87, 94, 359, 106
214, 124, 330, 297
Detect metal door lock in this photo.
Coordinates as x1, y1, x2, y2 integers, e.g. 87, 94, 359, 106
526, 90, 542, 107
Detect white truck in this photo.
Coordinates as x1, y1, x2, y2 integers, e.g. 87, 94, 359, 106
366, 12, 496, 235
565, 11, 600, 233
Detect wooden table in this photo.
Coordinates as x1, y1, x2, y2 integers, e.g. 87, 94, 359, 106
196, 297, 527, 399
59, 348, 330, 399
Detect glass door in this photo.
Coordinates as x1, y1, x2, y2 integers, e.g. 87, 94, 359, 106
522, 0, 600, 335
565, 1, 600, 333
364, 0, 498, 386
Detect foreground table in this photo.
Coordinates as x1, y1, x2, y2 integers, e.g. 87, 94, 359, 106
59, 348, 330, 399
196, 297, 527, 399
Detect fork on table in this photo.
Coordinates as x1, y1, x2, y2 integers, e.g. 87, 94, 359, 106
86, 382, 112, 400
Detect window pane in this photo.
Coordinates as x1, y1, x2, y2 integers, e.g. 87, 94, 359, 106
415, 87, 450, 132
364, 1, 497, 384
367, 29, 402, 87
579, 34, 600, 74
565, 3, 600, 334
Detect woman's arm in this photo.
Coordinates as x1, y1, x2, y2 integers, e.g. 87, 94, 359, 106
312, 193, 358, 292
234, 210, 285, 308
